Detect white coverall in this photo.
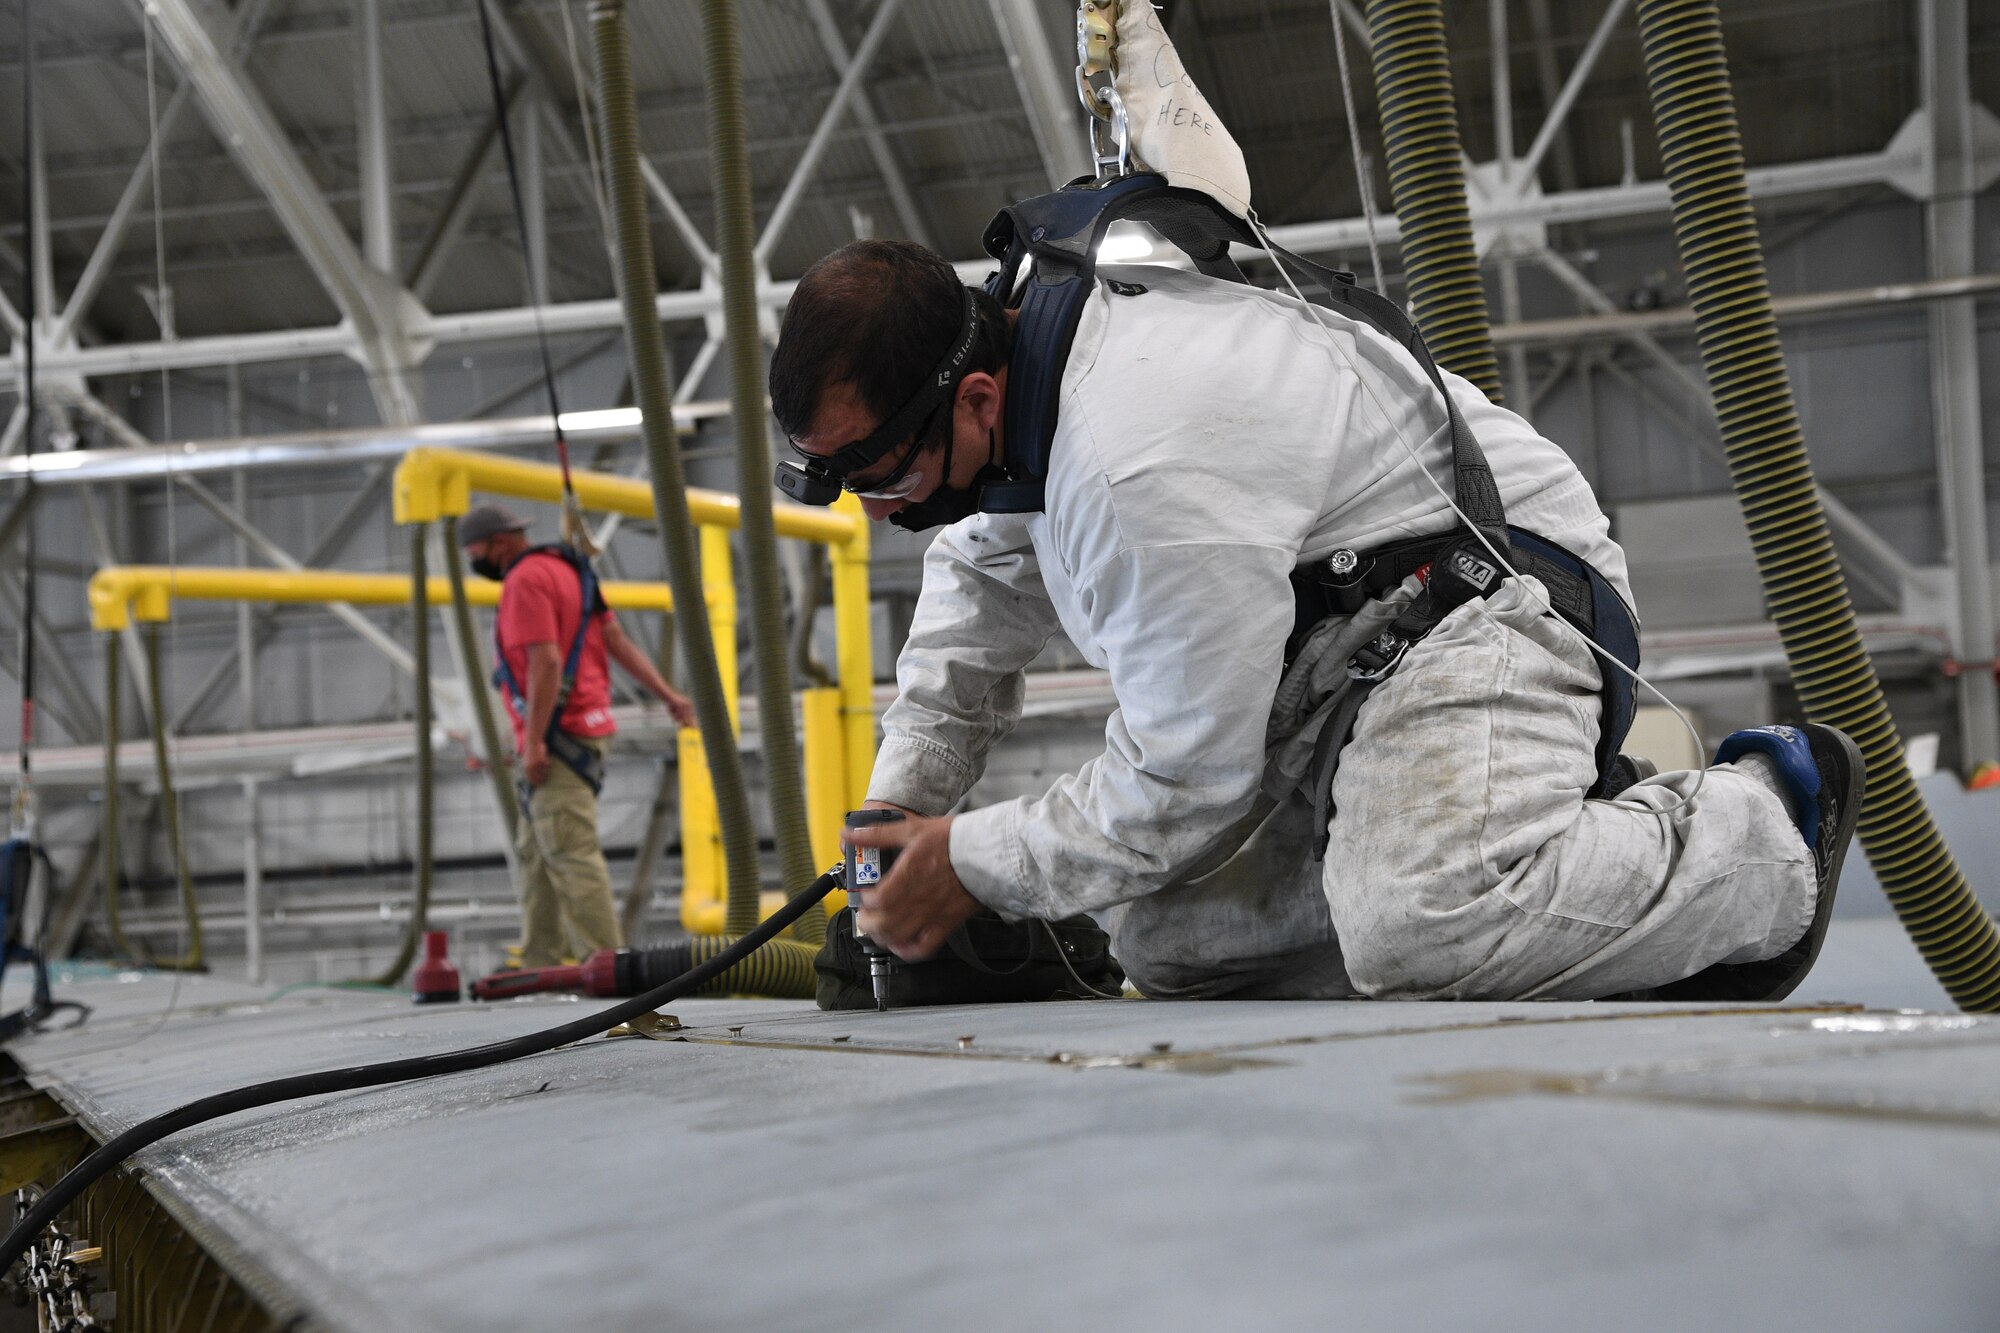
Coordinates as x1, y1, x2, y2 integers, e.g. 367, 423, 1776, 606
866, 265, 1815, 1000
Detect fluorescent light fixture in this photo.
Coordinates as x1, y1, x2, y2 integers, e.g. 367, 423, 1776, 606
1097, 228, 1155, 263
25, 453, 88, 473
557, 407, 644, 432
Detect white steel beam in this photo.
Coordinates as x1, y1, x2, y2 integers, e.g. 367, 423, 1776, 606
0, 405, 26, 459
803, 0, 934, 248
1515, 0, 1630, 189
1493, 271, 2000, 344
27, 104, 57, 325
1268, 147, 1914, 254
0, 145, 1926, 387
356, 0, 397, 276
1535, 247, 1927, 601
1334, 0, 1371, 53
407, 77, 524, 302
175, 471, 420, 676
2, 403, 729, 486
144, 0, 425, 425
756, 0, 907, 265
1522, 0, 1581, 192
481, 0, 717, 276
171, 465, 390, 731
1491, 0, 1531, 406
1920, 0, 1999, 766
985, 0, 1090, 187
56, 0, 281, 346
522, 99, 549, 306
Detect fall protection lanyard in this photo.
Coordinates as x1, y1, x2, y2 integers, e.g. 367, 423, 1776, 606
473, 0, 594, 552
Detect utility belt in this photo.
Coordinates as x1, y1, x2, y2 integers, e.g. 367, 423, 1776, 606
1289, 525, 1641, 805
515, 729, 607, 814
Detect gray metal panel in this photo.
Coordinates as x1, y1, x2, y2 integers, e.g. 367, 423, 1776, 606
7, 962, 1999, 1332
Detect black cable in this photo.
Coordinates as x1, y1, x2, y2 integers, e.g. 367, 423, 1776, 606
15, 0, 36, 787
0, 870, 839, 1271
471, 0, 574, 487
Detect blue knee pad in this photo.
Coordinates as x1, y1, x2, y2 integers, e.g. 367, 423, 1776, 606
1714, 725, 1822, 847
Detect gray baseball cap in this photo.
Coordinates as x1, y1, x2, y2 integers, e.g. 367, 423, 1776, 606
458, 504, 532, 547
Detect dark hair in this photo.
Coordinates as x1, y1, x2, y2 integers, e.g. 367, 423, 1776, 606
769, 240, 1009, 442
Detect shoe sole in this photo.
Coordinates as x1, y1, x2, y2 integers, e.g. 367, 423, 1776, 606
1760, 722, 1866, 1002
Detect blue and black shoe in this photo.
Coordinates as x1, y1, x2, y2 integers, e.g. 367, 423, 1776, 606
1649, 723, 1866, 1003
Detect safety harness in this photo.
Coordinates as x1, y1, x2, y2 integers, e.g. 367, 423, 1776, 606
977, 172, 1641, 799
0, 839, 51, 1040
492, 545, 611, 799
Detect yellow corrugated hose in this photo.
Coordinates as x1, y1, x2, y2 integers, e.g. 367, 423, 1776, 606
1363, 0, 1505, 402
590, 0, 814, 995
1632, 0, 2000, 1011
674, 934, 820, 998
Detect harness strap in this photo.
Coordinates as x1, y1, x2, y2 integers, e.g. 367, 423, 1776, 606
1290, 526, 1643, 810
985, 177, 1508, 555
492, 546, 608, 793
1308, 683, 1374, 861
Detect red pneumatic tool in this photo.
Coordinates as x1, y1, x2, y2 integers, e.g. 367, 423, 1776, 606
470, 950, 625, 1001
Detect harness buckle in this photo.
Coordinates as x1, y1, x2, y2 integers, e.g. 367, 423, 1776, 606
1347, 632, 1411, 683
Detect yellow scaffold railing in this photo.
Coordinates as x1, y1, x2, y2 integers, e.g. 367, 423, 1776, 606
392, 445, 874, 933
87, 566, 677, 630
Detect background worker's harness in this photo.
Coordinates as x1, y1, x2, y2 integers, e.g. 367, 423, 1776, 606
977, 172, 1641, 807
0, 837, 74, 1041
493, 545, 610, 801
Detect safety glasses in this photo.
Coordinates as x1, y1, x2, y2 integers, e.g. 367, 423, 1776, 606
838, 402, 947, 499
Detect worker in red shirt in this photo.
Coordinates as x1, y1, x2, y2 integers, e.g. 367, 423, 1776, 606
459, 505, 696, 968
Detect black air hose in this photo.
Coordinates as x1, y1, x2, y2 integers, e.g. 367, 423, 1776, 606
0, 871, 841, 1273
1632, 0, 2000, 1011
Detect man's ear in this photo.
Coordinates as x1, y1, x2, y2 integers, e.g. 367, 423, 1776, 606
957, 371, 1002, 433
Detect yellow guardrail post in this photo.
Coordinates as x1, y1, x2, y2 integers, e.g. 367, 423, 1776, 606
678, 526, 738, 934
830, 493, 876, 813
390, 445, 873, 934
801, 687, 846, 868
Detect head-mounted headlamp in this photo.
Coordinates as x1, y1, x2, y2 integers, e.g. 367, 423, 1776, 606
775, 286, 983, 506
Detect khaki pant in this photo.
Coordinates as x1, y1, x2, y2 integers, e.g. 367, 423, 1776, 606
514, 735, 623, 969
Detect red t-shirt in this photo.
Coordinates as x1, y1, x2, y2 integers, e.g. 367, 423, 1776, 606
495, 551, 618, 752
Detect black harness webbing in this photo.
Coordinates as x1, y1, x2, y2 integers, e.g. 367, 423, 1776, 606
979, 174, 1641, 811
493, 546, 610, 797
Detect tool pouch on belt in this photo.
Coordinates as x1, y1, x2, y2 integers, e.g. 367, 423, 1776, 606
516, 730, 607, 816
814, 907, 1124, 1010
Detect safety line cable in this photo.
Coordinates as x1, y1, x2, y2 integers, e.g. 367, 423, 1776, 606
558, 0, 613, 242
1328, 0, 1386, 294
473, 0, 585, 535
14, 0, 36, 816
117, 7, 199, 1029
0, 870, 839, 1273
1245, 210, 1710, 819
